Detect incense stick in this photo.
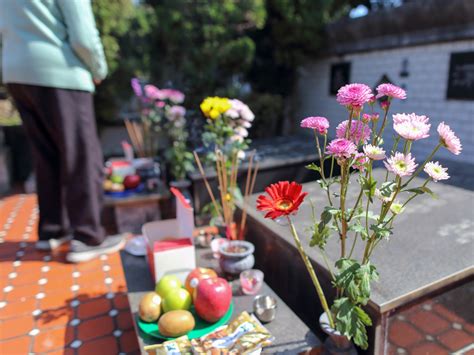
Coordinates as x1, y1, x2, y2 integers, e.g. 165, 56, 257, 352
240, 159, 259, 239
193, 151, 223, 221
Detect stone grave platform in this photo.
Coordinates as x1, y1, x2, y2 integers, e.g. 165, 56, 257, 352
238, 168, 474, 354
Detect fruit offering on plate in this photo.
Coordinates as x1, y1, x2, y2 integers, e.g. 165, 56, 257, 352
103, 173, 141, 193
162, 288, 192, 312
138, 292, 162, 322
194, 277, 232, 323
185, 268, 218, 299
155, 275, 182, 298
123, 174, 141, 189
159, 310, 195, 337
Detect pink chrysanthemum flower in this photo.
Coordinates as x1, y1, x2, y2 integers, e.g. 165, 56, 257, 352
336, 120, 371, 144
424, 161, 450, 182
144, 85, 164, 100
160, 89, 185, 104
336, 83, 373, 108
392, 113, 429, 125
393, 114, 431, 141
376, 83, 407, 100
437, 122, 462, 155
384, 152, 417, 177
352, 153, 369, 171
363, 144, 386, 160
300, 116, 330, 135
326, 138, 357, 159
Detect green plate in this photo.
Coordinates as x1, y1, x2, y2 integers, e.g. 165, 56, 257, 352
136, 302, 234, 340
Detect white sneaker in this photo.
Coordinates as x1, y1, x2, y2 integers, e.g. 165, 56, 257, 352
35, 235, 73, 251
66, 234, 127, 263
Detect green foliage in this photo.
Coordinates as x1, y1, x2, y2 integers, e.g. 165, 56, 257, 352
332, 259, 379, 349
93, 1, 157, 122
403, 186, 437, 199
92, 0, 135, 74
334, 259, 378, 306
310, 207, 340, 249
370, 223, 393, 240
148, 0, 266, 108
332, 297, 371, 350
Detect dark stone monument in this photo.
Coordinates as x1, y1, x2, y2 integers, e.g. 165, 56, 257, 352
447, 51, 474, 100
330, 62, 351, 95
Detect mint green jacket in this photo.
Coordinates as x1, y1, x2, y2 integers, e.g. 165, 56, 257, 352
0, 0, 107, 92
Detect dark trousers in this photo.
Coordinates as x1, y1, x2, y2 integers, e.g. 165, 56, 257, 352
7, 83, 105, 245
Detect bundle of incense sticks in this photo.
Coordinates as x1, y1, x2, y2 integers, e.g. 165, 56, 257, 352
193, 150, 259, 240
125, 119, 145, 157
124, 118, 159, 158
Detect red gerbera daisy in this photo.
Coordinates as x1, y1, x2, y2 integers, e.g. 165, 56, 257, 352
256, 181, 308, 220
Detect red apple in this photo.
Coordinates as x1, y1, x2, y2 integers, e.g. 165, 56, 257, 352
194, 277, 232, 323
123, 174, 141, 189
185, 268, 218, 299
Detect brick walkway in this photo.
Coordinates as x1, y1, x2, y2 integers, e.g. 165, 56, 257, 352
0, 194, 473, 354
0, 195, 139, 354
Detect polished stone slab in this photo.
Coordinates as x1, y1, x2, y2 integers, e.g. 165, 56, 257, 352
120, 249, 321, 354
240, 168, 474, 313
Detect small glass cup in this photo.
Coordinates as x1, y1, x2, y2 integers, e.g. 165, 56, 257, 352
210, 238, 228, 259
240, 269, 264, 295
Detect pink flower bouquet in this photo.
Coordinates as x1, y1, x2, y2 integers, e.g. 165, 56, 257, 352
258, 83, 462, 350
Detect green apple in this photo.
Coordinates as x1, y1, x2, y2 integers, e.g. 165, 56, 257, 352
155, 275, 182, 298
110, 174, 124, 184
162, 288, 192, 312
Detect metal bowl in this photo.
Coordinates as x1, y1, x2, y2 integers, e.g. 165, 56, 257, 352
253, 295, 277, 323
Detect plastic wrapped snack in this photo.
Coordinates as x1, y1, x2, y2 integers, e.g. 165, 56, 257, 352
143, 336, 192, 355
191, 312, 274, 354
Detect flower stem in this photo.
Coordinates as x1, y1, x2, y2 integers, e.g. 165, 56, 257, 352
348, 232, 359, 259
339, 165, 347, 258
404, 143, 442, 186
373, 102, 391, 145
288, 217, 334, 328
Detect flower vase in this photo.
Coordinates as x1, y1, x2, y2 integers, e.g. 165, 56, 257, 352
319, 313, 358, 355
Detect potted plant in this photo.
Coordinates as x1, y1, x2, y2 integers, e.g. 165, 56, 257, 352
194, 96, 259, 274
257, 83, 462, 352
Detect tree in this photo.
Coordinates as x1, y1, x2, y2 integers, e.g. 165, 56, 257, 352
92, 0, 156, 123
146, 0, 266, 108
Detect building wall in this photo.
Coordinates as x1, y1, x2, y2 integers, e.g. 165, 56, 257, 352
295, 39, 474, 164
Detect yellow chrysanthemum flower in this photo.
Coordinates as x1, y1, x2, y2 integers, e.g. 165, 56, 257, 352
200, 96, 230, 119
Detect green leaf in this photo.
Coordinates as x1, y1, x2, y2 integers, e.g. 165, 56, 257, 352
370, 223, 392, 240
360, 176, 377, 199
355, 306, 372, 326
332, 297, 370, 350
305, 163, 321, 173
405, 186, 438, 199
380, 181, 397, 198
310, 224, 330, 249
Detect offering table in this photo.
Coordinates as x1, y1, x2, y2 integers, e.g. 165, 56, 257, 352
120, 248, 321, 354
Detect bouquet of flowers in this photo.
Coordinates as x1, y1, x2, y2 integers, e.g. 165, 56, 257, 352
194, 96, 258, 239
129, 78, 194, 180
200, 96, 255, 161
257, 83, 462, 349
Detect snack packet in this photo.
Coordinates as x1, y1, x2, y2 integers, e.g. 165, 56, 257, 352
144, 336, 192, 355
191, 312, 274, 354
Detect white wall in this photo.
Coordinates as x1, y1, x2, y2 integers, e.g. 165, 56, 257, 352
295, 40, 474, 164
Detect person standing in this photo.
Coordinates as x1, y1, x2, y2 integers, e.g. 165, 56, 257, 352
0, 0, 124, 262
